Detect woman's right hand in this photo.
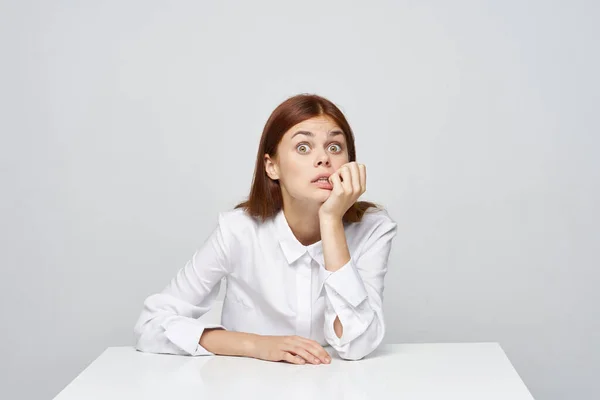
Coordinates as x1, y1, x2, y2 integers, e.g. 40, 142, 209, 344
250, 335, 332, 365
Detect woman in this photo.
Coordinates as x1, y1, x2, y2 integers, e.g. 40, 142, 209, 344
134, 94, 398, 364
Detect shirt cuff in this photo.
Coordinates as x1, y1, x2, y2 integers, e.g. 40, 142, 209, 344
161, 318, 225, 356
323, 300, 374, 347
318, 259, 369, 308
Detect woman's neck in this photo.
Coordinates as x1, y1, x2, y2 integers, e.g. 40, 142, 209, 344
282, 205, 321, 246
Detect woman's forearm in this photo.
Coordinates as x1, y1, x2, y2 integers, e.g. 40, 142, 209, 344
319, 214, 350, 338
199, 328, 258, 357
319, 215, 351, 273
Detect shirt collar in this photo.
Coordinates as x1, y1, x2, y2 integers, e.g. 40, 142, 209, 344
273, 208, 324, 267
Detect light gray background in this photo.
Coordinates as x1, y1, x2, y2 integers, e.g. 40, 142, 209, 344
1, 1, 598, 399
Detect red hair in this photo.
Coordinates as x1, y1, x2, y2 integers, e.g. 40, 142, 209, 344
235, 93, 380, 222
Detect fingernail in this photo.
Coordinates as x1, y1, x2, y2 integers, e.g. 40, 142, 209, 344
326, 357, 331, 363
315, 358, 320, 364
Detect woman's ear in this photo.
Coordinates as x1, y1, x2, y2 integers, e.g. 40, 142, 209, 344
264, 154, 280, 181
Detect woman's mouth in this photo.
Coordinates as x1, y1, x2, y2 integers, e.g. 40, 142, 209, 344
313, 178, 333, 190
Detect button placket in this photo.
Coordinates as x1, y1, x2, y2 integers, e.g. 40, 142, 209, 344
295, 253, 312, 338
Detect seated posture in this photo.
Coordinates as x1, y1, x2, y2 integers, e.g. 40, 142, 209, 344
134, 94, 398, 364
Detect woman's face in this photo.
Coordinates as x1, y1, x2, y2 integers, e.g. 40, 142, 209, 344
265, 115, 350, 206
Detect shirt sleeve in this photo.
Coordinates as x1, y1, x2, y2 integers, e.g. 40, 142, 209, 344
319, 214, 398, 360
133, 213, 232, 356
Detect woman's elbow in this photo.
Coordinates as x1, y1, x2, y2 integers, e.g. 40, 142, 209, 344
133, 322, 155, 353
133, 316, 163, 354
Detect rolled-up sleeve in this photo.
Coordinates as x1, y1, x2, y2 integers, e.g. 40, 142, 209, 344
320, 217, 397, 360
133, 213, 232, 356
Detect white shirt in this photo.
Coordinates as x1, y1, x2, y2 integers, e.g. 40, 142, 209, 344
134, 207, 398, 360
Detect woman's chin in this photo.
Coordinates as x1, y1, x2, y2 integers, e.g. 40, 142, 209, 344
315, 189, 332, 202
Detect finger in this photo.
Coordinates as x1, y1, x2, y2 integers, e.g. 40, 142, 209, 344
297, 336, 331, 361
348, 162, 361, 195
288, 345, 322, 365
281, 352, 306, 365
329, 171, 343, 194
339, 166, 353, 193
284, 337, 319, 363
296, 337, 331, 363
358, 164, 366, 192
327, 168, 339, 184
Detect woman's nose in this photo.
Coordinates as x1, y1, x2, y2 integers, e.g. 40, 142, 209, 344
316, 153, 331, 167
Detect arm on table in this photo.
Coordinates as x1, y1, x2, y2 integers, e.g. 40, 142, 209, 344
133, 213, 232, 356
319, 213, 397, 360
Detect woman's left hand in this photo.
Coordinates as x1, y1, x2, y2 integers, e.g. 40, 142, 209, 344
319, 162, 366, 221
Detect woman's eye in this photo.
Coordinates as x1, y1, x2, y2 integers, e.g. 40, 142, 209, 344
297, 144, 309, 153
328, 144, 342, 153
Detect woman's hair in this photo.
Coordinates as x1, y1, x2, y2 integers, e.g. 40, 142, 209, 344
235, 93, 381, 223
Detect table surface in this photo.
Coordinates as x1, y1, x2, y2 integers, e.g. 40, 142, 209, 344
54, 343, 534, 400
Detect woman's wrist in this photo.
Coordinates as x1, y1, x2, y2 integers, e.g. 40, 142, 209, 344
318, 211, 343, 225
241, 332, 260, 358
200, 329, 259, 358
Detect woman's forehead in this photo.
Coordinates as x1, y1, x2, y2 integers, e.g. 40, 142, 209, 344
285, 116, 342, 138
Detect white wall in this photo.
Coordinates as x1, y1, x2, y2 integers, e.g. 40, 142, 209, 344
1, 1, 598, 399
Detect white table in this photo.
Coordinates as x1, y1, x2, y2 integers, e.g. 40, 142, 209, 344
54, 343, 534, 399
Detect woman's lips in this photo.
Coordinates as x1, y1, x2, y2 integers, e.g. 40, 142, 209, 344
313, 180, 333, 190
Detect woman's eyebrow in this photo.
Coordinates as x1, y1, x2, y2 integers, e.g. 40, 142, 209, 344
291, 129, 344, 139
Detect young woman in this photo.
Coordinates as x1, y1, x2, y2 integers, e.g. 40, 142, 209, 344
134, 94, 398, 364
